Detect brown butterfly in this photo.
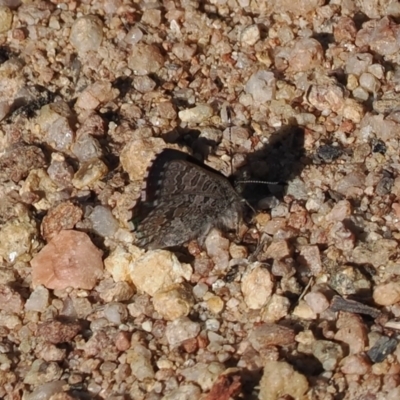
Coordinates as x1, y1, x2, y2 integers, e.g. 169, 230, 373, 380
134, 149, 244, 250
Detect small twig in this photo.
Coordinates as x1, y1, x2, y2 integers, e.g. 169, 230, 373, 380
298, 277, 314, 303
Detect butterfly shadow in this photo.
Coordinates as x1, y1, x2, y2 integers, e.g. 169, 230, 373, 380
234, 124, 306, 209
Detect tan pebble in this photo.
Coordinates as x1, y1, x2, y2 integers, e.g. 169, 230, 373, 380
373, 281, 400, 306
259, 360, 309, 400
206, 296, 224, 314
293, 300, 317, 320
264, 240, 291, 260
104, 245, 143, 283
129, 250, 192, 296
153, 283, 194, 321
241, 264, 274, 309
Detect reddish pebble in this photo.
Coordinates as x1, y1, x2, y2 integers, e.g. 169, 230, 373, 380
115, 331, 131, 351
31, 230, 103, 290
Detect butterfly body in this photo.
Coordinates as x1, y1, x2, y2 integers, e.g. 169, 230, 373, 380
135, 149, 244, 250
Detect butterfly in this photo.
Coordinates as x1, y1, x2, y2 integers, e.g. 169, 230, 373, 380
134, 149, 245, 250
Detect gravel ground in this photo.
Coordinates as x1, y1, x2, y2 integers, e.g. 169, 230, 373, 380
2, 1, 400, 399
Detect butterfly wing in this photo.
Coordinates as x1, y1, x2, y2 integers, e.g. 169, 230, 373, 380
141, 149, 233, 202
136, 194, 211, 249
135, 149, 243, 249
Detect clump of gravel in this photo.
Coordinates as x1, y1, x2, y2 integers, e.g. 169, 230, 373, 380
2, 1, 400, 399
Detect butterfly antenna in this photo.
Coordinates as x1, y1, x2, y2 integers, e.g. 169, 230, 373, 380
235, 179, 285, 185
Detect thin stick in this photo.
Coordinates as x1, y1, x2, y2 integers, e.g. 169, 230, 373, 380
298, 277, 314, 303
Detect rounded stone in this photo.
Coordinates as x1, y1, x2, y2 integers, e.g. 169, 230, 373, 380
70, 15, 104, 53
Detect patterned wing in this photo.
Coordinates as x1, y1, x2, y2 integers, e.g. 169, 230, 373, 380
141, 149, 233, 203
135, 149, 243, 249
135, 194, 210, 249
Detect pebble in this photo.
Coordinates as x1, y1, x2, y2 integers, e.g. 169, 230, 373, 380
264, 240, 291, 260
193, 282, 208, 299
245, 70, 276, 103
126, 344, 155, 380
326, 199, 352, 222
316, 144, 343, 163
98, 280, 134, 302
368, 63, 384, 79
88, 205, 119, 238
259, 360, 309, 400
178, 103, 214, 123
103, 302, 128, 325
71, 134, 102, 162
141, 9, 161, 28
206, 296, 224, 314
298, 245, 322, 276
352, 239, 397, 268
0, 313, 20, 329
241, 24, 260, 46
20, 169, 61, 211
248, 323, 295, 351
162, 384, 201, 400
71, 158, 108, 189
328, 222, 355, 252
308, 84, 344, 113
288, 38, 324, 72
304, 291, 330, 314
165, 317, 200, 347
69, 15, 103, 53
345, 53, 373, 76
120, 138, 172, 181
312, 340, 344, 371
0, 144, 46, 183
133, 75, 156, 93
37, 102, 75, 152
206, 319, 221, 332
172, 42, 197, 61
179, 362, 225, 391
152, 283, 195, 320
359, 72, 380, 93
24, 381, 67, 400
356, 17, 400, 56
0, 218, 37, 263
241, 263, 274, 309
36, 320, 81, 344
41, 201, 83, 241
69, 297, 92, 319
114, 331, 131, 352
229, 243, 248, 259
104, 245, 142, 283
0, 6, 12, 33
293, 300, 317, 320
47, 154, 74, 189
373, 281, 400, 306
205, 229, 230, 271
129, 250, 192, 296
334, 16, 357, 43
76, 81, 118, 110
124, 26, 143, 45
340, 354, 371, 375
334, 312, 368, 354
261, 294, 290, 322
329, 265, 371, 296
31, 230, 104, 290
25, 285, 49, 312
0, 284, 23, 313
128, 43, 165, 75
